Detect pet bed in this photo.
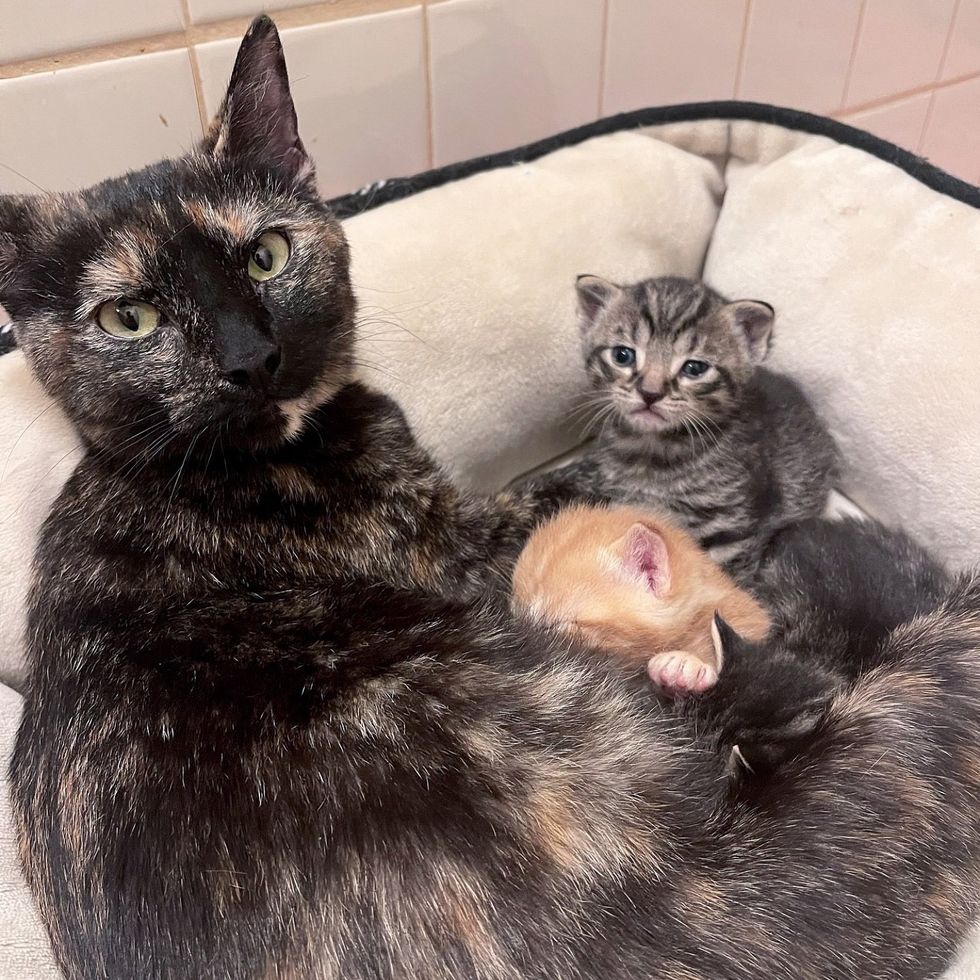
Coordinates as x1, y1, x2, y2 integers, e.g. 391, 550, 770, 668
0, 102, 978, 977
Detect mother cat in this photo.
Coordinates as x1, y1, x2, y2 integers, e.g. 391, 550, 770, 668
3, 18, 980, 980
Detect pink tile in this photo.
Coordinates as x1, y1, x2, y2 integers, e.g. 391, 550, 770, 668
428, 0, 604, 166
602, 0, 746, 113
846, 0, 956, 107
942, 0, 980, 79
0, 49, 202, 195
841, 92, 932, 151
195, 8, 429, 198
738, 0, 862, 113
920, 77, 980, 181
0, 0, 183, 64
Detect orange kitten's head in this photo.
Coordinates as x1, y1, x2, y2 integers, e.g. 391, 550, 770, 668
512, 504, 769, 666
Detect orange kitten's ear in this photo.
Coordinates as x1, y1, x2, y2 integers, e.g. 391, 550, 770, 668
619, 523, 671, 595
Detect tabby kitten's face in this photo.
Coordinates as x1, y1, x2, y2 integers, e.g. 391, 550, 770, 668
0, 17, 354, 454
576, 275, 774, 439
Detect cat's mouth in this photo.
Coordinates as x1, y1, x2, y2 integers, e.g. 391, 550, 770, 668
628, 404, 672, 432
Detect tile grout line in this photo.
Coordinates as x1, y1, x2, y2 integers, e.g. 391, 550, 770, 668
919, 0, 963, 152
179, 0, 210, 135
839, 0, 867, 111
596, 0, 610, 119
732, 0, 752, 100
839, 64, 980, 118
0, 0, 418, 79
420, 1, 436, 169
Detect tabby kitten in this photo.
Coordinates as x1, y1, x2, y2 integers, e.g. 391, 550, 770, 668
567, 274, 839, 582
511, 503, 770, 694
701, 516, 954, 774
5, 18, 980, 980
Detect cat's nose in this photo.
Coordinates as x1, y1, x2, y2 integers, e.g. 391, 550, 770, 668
224, 344, 282, 389
637, 386, 665, 407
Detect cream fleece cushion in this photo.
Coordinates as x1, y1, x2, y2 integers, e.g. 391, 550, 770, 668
0, 118, 977, 978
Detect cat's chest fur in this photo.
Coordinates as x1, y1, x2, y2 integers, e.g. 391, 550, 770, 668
39, 384, 475, 607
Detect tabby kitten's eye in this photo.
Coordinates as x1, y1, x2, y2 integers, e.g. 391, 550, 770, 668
248, 231, 290, 282
680, 359, 710, 378
608, 345, 636, 368
97, 300, 161, 340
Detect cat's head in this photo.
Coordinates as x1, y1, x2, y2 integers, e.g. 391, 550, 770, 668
575, 275, 774, 441
513, 504, 684, 662
0, 16, 354, 455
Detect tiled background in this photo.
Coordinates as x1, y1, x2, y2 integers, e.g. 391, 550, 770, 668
1, 0, 979, 200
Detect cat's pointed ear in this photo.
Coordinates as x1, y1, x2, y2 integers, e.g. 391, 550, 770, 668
575, 274, 621, 327
710, 612, 744, 671
618, 522, 671, 595
202, 15, 314, 189
721, 300, 774, 364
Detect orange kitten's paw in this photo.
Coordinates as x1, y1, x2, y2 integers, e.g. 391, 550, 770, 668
648, 651, 718, 698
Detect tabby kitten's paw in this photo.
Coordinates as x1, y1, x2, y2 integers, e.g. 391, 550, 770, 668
648, 651, 718, 698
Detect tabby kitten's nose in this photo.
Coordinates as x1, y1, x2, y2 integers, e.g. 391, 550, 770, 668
225, 345, 282, 389
638, 386, 665, 407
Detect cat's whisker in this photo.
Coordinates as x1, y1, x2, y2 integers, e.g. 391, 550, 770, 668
0, 161, 49, 194
0, 402, 60, 492
167, 427, 206, 506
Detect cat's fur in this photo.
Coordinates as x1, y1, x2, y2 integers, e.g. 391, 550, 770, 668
700, 517, 955, 774
512, 503, 770, 692
566, 274, 839, 582
4, 18, 980, 980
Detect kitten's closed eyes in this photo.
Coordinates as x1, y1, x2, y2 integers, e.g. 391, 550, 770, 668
511, 503, 771, 694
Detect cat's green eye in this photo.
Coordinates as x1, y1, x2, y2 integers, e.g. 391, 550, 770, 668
97, 300, 161, 340
248, 231, 290, 282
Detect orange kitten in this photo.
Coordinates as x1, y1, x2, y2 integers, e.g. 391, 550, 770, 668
512, 504, 770, 695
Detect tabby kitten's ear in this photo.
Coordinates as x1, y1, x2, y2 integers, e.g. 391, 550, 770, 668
720, 300, 774, 364
202, 15, 314, 189
617, 523, 671, 595
575, 274, 621, 326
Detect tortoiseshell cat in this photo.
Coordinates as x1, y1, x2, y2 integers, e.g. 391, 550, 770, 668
5, 18, 980, 980
558, 274, 839, 582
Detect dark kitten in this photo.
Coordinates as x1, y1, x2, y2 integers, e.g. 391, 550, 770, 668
700, 517, 953, 773
5, 18, 980, 980
568, 274, 839, 582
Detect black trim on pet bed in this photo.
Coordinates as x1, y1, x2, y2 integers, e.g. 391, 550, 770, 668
1, 100, 975, 358
325, 100, 980, 220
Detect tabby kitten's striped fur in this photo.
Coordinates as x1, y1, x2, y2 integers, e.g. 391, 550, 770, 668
4, 19, 980, 980
572, 274, 839, 582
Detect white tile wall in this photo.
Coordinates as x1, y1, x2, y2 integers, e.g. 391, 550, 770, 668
186, 0, 296, 25
0, 0, 184, 64
427, 0, 604, 165
846, 0, 956, 107
1, 0, 979, 197
602, 0, 746, 114
738, 0, 862, 113
0, 49, 201, 195
195, 7, 429, 198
